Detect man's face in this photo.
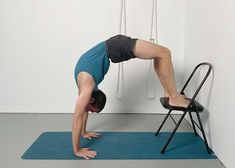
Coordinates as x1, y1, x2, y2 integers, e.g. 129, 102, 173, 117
86, 98, 100, 113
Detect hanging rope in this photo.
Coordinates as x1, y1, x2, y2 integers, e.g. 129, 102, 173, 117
116, 0, 126, 99
147, 0, 158, 99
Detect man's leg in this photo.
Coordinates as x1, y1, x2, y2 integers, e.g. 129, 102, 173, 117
132, 39, 189, 107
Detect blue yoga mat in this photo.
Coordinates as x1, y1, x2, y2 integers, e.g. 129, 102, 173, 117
22, 132, 216, 160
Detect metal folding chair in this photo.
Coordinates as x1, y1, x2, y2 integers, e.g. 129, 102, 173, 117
155, 62, 212, 154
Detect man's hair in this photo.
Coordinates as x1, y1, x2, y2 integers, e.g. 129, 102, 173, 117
91, 89, 106, 112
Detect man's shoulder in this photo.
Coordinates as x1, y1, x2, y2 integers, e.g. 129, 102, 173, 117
77, 72, 96, 92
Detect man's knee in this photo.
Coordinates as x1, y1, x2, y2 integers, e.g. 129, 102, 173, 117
157, 46, 171, 59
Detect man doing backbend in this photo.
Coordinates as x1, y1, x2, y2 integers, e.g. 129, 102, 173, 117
73, 35, 189, 159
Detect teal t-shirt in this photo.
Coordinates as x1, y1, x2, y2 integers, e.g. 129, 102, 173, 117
74, 41, 110, 90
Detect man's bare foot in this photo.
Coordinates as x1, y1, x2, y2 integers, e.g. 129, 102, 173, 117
169, 93, 189, 108
164, 91, 187, 99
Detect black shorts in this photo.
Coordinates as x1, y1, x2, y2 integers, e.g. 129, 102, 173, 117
105, 35, 138, 63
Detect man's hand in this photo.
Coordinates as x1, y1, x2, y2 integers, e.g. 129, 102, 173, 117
82, 132, 100, 139
76, 148, 97, 160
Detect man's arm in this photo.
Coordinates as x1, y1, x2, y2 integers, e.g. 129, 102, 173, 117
81, 110, 100, 139
72, 87, 97, 159
81, 111, 88, 135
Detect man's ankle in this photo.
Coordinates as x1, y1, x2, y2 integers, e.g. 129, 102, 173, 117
169, 91, 180, 100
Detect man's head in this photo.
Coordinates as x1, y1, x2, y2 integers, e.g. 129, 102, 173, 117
86, 89, 106, 113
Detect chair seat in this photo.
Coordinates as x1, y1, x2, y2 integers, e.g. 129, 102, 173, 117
160, 97, 204, 112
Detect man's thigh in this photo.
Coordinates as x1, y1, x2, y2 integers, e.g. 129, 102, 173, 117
132, 39, 169, 59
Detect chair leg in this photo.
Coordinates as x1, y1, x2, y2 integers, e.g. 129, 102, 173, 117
195, 112, 211, 153
155, 110, 172, 136
161, 110, 188, 153
188, 112, 198, 136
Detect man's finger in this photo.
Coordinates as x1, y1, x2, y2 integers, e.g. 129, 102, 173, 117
83, 155, 89, 160
87, 154, 95, 158
91, 134, 99, 138
91, 135, 98, 138
89, 151, 97, 155
90, 151, 97, 155
92, 133, 100, 136
87, 153, 97, 158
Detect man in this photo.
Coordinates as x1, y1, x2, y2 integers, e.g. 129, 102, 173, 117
73, 35, 189, 159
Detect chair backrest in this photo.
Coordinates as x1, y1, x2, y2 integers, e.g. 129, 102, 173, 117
180, 62, 212, 109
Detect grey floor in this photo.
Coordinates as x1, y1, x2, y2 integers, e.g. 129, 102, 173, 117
0, 113, 225, 168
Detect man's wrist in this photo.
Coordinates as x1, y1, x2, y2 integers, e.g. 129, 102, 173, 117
74, 148, 80, 156
81, 131, 86, 136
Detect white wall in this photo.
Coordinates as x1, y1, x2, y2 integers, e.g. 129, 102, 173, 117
184, 0, 235, 167
1, 0, 233, 167
0, 0, 185, 113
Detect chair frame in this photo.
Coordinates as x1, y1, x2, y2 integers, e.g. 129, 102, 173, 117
155, 62, 212, 154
